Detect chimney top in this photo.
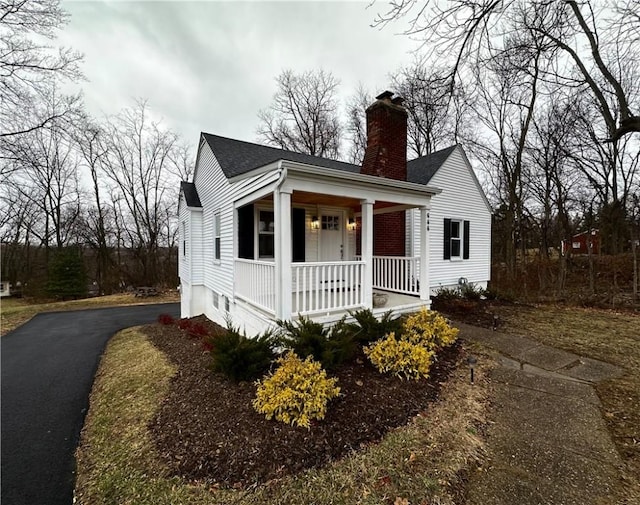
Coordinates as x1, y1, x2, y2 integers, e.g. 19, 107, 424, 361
372, 91, 405, 110
375, 90, 394, 101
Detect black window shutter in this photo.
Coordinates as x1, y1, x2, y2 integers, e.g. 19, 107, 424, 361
292, 208, 306, 262
237, 204, 254, 259
463, 220, 470, 259
443, 218, 451, 259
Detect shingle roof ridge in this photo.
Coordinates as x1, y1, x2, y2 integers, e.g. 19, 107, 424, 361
202, 132, 360, 170
407, 144, 458, 165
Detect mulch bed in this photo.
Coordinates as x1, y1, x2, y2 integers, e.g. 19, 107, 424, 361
144, 316, 462, 488
432, 297, 515, 329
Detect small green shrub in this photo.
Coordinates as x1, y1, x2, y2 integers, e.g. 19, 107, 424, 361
277, 317, 328, 361
210, 325, 275, 382
460, 282, 484, 300
277, 316, 356, 369
253, 351, 340, 429
403, 308, 459, 350
364, 332, 434, 380
327, 317, 358, 365
433, 286, 461, 301
347, 308, 403, 345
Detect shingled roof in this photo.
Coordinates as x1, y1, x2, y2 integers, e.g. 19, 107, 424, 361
180, 181, 202, 208
407, 145, 458, 185
201, 133, 457, 184
202, 134, 360, 179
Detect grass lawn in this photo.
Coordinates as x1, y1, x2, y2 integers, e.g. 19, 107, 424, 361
74, 326, 490, 505
0, 291, 179, 336
73, 303, 639, 503
494, 304, 640, 495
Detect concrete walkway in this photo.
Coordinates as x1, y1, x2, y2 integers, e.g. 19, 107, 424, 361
1, 303, 180, 505
457, 322, 629, 505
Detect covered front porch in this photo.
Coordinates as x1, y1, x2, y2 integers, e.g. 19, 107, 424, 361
231, 160, 439, 324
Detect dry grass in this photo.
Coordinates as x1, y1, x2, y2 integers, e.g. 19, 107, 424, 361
74, 327, 211, 505
74, 328, 491, 505
0, 291, 179, 336
494, 304, 640, 499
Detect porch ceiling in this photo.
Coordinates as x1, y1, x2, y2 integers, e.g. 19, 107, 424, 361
260, 191, 410, 211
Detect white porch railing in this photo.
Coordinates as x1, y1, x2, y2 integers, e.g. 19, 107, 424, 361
356, 256, 420, 295
292, 261, 364, 315
235, 259, 276, 314
373, 256, 420, 295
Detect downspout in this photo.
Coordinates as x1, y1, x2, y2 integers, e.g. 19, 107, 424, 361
275, 160, 287, 190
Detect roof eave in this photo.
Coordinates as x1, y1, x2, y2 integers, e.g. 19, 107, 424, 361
281, 160, 442, 196
226, 160, 283, 183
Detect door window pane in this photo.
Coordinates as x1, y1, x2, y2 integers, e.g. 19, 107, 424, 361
321, 215, 340, 230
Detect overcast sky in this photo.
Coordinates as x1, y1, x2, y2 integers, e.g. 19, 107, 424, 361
60, 1, 420, 151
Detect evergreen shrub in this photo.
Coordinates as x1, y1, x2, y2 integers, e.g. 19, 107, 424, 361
277, 316, 356, 369
210, 325, 275, 382
347, 308, 403, 345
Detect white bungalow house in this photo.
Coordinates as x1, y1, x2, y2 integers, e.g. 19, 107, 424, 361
179, 91, 491, 335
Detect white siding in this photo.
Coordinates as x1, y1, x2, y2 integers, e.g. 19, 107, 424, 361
408, 147, 491, 292
194, 140, 280, 302
178, 194, 189, 281
190, 211, 204, 284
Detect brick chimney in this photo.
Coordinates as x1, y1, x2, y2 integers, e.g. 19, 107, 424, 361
360, 91, 408, 257
360, 91, 407, 181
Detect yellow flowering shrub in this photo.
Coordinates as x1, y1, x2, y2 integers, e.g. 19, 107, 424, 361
363, 332, 434, 380
253, 351, 340, 429
403, 308, 459, 350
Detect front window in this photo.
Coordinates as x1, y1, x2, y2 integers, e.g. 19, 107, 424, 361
258, 210, 274, 258
450, 220, 461, 258
182, 222, 187, 256
214, 212, 221, 260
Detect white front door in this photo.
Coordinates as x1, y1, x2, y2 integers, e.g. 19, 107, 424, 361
319, 209, 344, 261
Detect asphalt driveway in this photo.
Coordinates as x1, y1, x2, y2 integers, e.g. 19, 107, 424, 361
1, 303, 180, 505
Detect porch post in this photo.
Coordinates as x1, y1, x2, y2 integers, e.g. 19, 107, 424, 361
275, 188, 292, 320
419, 206, 430, 304
361, 199, 374, 309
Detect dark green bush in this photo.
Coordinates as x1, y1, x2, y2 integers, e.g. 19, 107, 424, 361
277, 316, 357, 369
210, 325, 275, 382
460, 282, 484, 300
347, 308, 403, 346
46, 247, 87, 300
433, 286, 462, 301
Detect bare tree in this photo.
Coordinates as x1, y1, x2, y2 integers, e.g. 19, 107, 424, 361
526, 92, 587, 292
167, 141, 194, 181
2, 84, 82, 260
101, 100, 181, 286
344, 83, 370, 164
73, 118, 116, 293
0, 0, 82, 137
257, 69, 342, 158
374, 0, 640, 141
390, 64, 466, 157
465, 17, 548, 278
